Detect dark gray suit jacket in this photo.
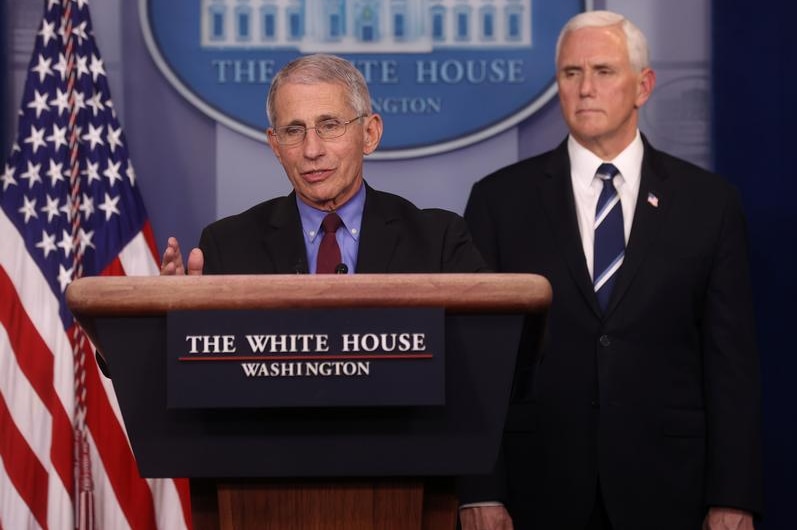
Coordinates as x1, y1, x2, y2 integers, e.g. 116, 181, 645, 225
198, 183, 487, 275
462, 138, 763, 530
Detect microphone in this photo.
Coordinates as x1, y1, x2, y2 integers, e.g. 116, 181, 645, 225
293, 257, 308, 274
334, 263, 348, 274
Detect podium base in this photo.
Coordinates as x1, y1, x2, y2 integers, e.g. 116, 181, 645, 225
190, 478, 458, 530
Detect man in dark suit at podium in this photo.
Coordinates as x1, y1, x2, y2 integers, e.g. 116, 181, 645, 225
161, 53, 486, 276
459, 10, 763, 530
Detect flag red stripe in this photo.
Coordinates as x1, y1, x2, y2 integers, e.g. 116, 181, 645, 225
0, 267, 74, 497
174, 479, 194, 529
80, 336, 158, 529
0, 267, 55, 404
141, 221, 159, 263
100, 258, 125, 277
0, 394, 50, 529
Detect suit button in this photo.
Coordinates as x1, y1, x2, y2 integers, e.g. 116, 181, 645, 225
591, 400, 599, 409
599, 335, 611, 347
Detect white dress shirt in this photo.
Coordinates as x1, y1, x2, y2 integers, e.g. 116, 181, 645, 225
568, 131, 644, 279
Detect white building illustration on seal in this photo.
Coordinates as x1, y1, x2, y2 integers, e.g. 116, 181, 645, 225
200, 0, 533, 52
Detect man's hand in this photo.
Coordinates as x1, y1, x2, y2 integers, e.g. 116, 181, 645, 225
160, 236, 204, 276
459, 505, 514, 530
703, 507, 755, 530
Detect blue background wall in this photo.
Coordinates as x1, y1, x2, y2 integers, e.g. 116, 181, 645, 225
713, 2, 797, 527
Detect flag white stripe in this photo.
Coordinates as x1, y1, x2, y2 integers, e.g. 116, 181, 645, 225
1, 211, 75, 530
149, 478, 190, 528
0, 326, 55, 477
0, 326, 73, 530
92, 340, 132, 447
119, 232, 158, 276
0, 210, 75, 419
87, 431, 133, 530
0, 460, 45, 530
47, 464, 75, 530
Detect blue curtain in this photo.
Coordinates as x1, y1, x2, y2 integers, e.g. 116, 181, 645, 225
713, 2, 797, 528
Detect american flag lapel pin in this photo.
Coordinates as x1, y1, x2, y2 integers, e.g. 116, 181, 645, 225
647, 192, 659, 208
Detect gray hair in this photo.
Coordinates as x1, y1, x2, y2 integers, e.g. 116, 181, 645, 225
266, 54, 372, 126
555, 10, 650, 72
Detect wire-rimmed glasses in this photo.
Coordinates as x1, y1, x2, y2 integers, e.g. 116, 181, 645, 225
271, 115, 365, 146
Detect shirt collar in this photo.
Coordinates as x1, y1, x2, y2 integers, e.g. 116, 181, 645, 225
567, 130, 644, 190
297, 182, 365, 243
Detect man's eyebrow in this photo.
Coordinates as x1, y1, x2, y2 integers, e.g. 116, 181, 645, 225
276, 118, 306, 127
283, 114, 340, 126
560, 61, 616, 72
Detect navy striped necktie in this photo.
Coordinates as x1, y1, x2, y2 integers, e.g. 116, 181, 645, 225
593, 163, 624, 312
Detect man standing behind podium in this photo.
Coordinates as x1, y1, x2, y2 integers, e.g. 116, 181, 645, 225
460, 10, 763, 530
160, 53, 486, 276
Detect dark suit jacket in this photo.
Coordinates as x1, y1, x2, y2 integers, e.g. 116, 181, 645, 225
462, 138, 763, 530
197, 183, 487, 274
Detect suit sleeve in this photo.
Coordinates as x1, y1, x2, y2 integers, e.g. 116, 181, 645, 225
455, 180, 511, 505
198, 225, 224, 275
439, 210, 491, 273
463, 180, 500, 271
702, 187, 764, 514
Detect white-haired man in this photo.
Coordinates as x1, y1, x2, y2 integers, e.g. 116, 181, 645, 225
460, 10, 763, 530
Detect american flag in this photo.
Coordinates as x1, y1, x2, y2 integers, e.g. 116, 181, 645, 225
0, 1, 192, 529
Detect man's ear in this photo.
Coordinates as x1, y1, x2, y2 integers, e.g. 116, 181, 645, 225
635, 67, 656, 109
362, 114, 383, 155
266, 129, 283, 162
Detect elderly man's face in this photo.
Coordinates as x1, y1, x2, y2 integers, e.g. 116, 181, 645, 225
556, 24, 654, 159
267, 81, 382, 211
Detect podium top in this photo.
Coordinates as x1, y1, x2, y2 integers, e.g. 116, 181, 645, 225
66, 273, 551, 316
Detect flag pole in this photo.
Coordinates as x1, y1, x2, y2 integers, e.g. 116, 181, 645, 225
61, 1, 94, 528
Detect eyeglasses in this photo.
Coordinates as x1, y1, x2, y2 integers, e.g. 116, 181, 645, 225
271, 115, 365, 146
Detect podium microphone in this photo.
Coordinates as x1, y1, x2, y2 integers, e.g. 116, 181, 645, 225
334, 263, 349, 274
293, 258, 308, 274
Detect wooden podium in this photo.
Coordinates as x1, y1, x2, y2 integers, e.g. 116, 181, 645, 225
66, 274, 551, 530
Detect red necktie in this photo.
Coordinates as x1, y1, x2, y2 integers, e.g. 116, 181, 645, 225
316, 213, 343, 274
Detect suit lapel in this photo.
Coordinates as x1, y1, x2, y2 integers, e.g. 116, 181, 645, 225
539, 143, 602, 316
604, 142, 672, 316
262, 193, 309, 273
353, 185, 400, 273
